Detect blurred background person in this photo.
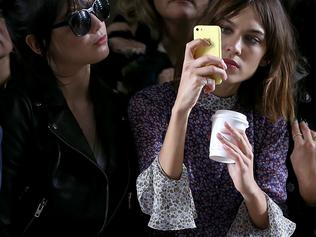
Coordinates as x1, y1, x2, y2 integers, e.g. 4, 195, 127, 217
0, 0, 12, 89
98, 0, 211, 96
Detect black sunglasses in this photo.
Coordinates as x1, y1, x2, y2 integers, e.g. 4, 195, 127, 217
52, 0, 110, 37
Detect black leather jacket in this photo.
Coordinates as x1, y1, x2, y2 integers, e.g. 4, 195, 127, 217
0, 69, 144, 236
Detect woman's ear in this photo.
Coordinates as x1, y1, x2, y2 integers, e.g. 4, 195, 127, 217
25, 34, 42, 55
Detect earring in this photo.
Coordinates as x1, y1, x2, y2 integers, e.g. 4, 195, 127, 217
260, 58, 270, 67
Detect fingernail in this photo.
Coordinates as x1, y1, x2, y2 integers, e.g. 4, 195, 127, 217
222, 60, 227, 70
217, 133, 222, 139
224, 121, 231, 128
303, 120, 309, 126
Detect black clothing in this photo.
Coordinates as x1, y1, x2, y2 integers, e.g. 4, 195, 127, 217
97, 15, 173, 97
287, 73, 316, 237
0, 53, 24, 192
0, 68, 147, 236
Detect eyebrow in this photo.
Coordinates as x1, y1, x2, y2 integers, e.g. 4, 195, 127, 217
223, 19, 265, 36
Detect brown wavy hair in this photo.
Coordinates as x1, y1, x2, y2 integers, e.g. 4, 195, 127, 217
198, 0, 298, 122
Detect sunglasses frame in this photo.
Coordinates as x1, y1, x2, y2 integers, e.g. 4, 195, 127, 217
52, 0, 110, 37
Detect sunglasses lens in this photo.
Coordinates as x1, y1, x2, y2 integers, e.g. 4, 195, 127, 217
69, 10, 91, 36
93, 0, 110, 21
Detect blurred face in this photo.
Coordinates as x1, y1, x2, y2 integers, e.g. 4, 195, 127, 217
0, 13, 13, 59
220, 6, 267, 86
153, 0, 209, 22
48, 0, 109, 70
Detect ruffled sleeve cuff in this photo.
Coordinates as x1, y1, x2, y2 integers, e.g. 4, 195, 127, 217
227, 194, 296, 237
136, 157, 197, 230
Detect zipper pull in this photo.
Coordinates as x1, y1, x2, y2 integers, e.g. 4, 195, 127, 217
128, 192, 132, 210
34, 198, 47, 218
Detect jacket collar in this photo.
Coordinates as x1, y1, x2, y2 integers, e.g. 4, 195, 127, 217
33, 68, 120, 163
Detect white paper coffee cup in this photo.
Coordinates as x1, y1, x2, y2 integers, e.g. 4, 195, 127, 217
209, 110, 249, 163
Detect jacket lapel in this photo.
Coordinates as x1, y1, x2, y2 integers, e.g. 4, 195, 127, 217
47, 106, 95, 160
37, 74, 95, 162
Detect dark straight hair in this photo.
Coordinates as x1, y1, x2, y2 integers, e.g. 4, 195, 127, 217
5, 0, 81, 90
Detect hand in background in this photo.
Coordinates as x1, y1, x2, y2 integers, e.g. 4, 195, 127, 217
291, 121, 316, 205
109, 37, 146, 55
158, 68, 174, 84
107, 22, 146, 56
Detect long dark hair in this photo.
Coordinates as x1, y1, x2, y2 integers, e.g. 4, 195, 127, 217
5, 0, 82, 90
193, 0, 298, 122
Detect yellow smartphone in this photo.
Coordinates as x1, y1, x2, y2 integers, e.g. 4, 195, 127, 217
193, 25, 222, 85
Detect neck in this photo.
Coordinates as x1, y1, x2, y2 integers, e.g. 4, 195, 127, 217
212, 81, 241, 98
56, 65, 91, 104
0, 55, 11, 87
161, 19, 195, 66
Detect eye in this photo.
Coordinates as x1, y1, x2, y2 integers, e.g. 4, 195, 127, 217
220, 25, 233, 35
244, 35, 262, 45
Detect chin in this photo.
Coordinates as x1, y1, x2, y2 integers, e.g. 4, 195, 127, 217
91, 49, 110, 64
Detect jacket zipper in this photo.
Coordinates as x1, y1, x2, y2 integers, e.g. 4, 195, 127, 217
48, 127, 112, 234
22, 198, 48, 235
128, 192, 132, 210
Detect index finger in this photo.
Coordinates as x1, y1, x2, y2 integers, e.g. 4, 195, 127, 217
184, 39, 210, 62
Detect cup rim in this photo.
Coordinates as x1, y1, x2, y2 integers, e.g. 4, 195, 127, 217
211, 110, 248, 127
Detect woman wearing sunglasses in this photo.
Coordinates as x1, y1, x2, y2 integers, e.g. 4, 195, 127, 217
0, 0, 147, 236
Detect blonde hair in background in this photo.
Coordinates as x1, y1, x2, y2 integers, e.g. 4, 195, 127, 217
116, 0, 163, 41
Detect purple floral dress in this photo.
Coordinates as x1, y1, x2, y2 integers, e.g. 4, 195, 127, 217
128, 82, 295, 236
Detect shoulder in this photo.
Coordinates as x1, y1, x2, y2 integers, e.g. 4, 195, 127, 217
0, 87, 36, 132
251, 113, 289, 142
128, 82, 176, 110
1, 87, 33, 113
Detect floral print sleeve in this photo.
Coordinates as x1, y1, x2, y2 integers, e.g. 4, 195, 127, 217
129, 83, 295, 236
136, 157, 197, 230
227, 194, 296, 236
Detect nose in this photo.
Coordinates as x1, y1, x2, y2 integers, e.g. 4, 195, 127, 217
223, 35, 242, 56
89, 13, 105, 34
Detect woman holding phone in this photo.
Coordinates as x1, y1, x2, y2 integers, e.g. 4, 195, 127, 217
0, 0, 146, 236
129, 0, 298, 236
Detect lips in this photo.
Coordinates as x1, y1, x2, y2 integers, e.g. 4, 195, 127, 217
94, 35, 107, 46
223, 58, 240, 69
169, 0, 194, 5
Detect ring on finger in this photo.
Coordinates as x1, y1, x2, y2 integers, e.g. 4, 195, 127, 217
292, 133, 303, 139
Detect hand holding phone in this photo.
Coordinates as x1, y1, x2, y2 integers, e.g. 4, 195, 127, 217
193, 25, 222, 85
